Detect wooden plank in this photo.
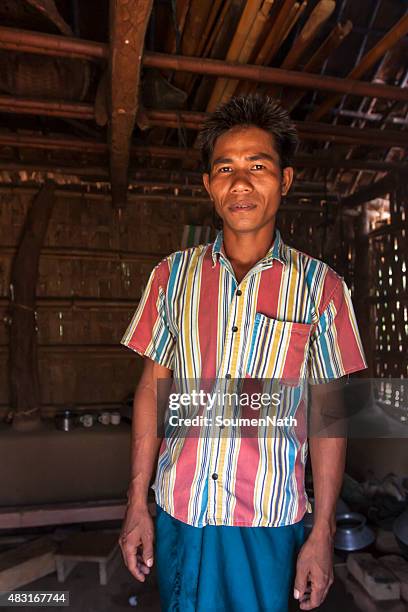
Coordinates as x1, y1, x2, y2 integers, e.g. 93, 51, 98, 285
0, 536, 56, 592
336, 565, 406, 612
109, 0, 153, 208
347, 553, 400, 601
0, 499, 156, 529
381, 556, 408, 603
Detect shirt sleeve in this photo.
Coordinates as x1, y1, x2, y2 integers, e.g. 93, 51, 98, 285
120, 258, 176, 369
308, 277, 368, 383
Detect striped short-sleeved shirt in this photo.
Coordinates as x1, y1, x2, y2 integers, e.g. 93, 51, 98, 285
121, 229, 367, 527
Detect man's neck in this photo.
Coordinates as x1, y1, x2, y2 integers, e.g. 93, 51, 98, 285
222, 223, 276, 269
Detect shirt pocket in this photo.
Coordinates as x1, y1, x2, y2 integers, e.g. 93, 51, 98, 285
246, 312, 312, 383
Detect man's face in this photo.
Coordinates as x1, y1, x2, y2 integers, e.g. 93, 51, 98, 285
203, 126, 293, 234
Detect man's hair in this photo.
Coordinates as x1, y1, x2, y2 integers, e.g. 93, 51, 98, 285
197, 94, 299, 172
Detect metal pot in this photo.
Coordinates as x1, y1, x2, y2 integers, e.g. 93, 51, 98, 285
334, 512, 375, 552
55, 409, 77, 431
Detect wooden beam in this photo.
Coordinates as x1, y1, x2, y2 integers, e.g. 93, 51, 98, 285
0, 26, 407, 103
108, 0, 154, 209
143, 51, 408, 103
0, 132, 106, 152
0, 26, 107, 60
340, 174, 397, 208
9, 184, 55, 430
310, 12, 408, 121
0, 95, 94, 120
0, 132, 406, 170
144, 109, 408, 148
0, 500, 127, 529
0, 133, 200, 159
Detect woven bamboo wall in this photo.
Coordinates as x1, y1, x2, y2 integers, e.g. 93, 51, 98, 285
369, 186, 407, 378
0, 189, 212, 417
0, 189, 359, 418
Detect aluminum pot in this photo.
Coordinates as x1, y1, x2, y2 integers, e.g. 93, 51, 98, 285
334, 512, 375, 552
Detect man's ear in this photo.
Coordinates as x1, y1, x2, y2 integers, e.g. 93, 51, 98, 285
281, 167, 294, 196
203, 173, 213, 200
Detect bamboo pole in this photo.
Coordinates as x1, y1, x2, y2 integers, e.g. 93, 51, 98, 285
268, 0, 335, 97
284, 21, 353, 111
182, 0, 224, 95
310, 12, 408, 121
201, 0, 233, 58
164, 0, 191, 53
173, 0, 214, 90
238, 0, 310, 96
253, 0, 299, 67
195, 0, 224, 58
217, 0, 276, 103
206, 0, 265, 111
281, 0, 335, 70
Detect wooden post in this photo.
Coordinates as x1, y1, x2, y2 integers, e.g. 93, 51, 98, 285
108, 0, 154, 209
8, 183, 55, 430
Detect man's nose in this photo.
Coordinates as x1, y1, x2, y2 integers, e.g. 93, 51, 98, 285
230, 171, 253, 192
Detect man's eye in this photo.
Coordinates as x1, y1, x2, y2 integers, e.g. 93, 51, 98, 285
252, 164, 265, 170
218, 167, 232, 173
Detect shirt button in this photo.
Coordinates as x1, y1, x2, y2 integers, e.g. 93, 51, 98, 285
236, 290, 242, 296
232, 326, 238, 332
225, 373, 231, 379
212, 473, 218, 480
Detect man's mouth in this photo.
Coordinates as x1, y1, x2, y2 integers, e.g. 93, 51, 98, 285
228, 202, 257, 212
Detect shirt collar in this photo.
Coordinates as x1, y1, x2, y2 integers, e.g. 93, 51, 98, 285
211, 228, 288, 266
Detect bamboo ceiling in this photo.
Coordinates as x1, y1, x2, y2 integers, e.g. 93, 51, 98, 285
0, 0, 407, 208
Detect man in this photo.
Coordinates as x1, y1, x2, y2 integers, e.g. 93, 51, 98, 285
119, 95, 367, 611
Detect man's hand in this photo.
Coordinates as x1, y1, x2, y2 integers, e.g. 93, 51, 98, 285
293, 529, 334, 610
119, 503, 155, 582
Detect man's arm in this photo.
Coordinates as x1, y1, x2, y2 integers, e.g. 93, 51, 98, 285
294, 378, 347, 610
119, 357, 172, 582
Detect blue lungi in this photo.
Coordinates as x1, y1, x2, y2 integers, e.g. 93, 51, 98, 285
155, 504, 305, 611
